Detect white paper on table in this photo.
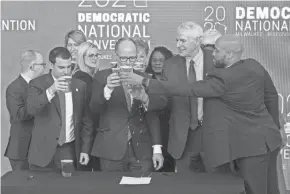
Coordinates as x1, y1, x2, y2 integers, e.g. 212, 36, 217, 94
119, 176, 151, 185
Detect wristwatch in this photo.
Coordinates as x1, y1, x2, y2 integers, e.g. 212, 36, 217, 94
142, 77, 150, 88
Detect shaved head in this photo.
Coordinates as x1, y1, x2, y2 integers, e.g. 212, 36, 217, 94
213, 34, 244, 68
215, 34, 244, 54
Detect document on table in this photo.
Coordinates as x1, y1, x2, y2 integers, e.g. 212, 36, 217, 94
119, 176, 151, 185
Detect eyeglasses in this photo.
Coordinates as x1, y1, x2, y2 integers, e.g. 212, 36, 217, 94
117, 54, 137, 63
33, 62, 46, 67
85, 53, 100, 59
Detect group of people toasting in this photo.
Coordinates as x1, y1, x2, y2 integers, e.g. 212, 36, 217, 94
5, 20, 285, 194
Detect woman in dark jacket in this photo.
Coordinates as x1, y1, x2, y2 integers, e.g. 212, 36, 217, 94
73, 41, 101, 171
73, 42, 100, 102
146, 46, 175, 172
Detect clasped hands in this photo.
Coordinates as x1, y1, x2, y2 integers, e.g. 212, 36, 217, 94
107, 72, 147, 102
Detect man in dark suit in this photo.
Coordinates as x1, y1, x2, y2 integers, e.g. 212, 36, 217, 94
90, 37, 165, 172
138, 35, 282, 194
27, 47, 94, 171
5, 50, 46, 170
121, 21, 215, 173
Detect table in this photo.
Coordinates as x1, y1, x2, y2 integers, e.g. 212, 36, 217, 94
1, 171, 245, 194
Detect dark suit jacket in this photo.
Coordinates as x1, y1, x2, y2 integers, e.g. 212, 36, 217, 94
73, 71, 99, 132
26, 73, 94, 168
148, 49, 215, 159
5, 75, 34, 160
90, 69, 166, 161
73, 71, 93, 103
165, 58, 282, 169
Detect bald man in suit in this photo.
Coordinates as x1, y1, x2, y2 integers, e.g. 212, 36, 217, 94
5, 50, 46, 170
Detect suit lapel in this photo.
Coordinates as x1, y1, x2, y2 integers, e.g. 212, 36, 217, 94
202, 49, 215, 78
175, 56, 188, 87
18, 75, 28, 86
45, 74, 61, 117
121, 85, 131, 112
71, 79, 78, 123
175, 56, 191, 111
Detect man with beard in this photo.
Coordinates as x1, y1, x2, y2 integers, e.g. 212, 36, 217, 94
122, 34, 282, 194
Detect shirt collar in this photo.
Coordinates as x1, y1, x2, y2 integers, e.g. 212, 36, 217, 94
52, 75, 57, 81
20, 73, 31, 83
186, 48, 203, 66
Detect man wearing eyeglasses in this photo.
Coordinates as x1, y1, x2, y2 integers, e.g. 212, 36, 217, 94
120, 21, 217, 173
5, 50, 46, 170
90, 37, 166, 172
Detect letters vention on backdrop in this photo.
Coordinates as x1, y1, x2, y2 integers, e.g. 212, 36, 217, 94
1, 0, 289, 189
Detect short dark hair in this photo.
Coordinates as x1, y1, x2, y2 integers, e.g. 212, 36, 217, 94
114, 37, 137, 53
49, 47, 72, 64
146, 46, 173, 75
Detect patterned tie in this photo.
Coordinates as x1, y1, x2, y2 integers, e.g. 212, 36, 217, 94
123, 84, 132, 112
122, 85, 132, 140
131, 98, 141, 115
58, 91, 66, 146
188, 60, 199, 130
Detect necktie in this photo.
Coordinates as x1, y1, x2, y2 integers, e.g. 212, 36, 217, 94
58, 91, 66, 146
188, 60, 196, 84
188, 60, 198, 130
131, 98, 141, 115
122, 85, 132, 141
123, 84, 132, 112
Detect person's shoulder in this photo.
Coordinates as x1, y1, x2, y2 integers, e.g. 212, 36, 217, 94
241, 58, 265, 71
168, 55, 184, 62
73, 70, 86, 78
73, 77, 87, 88
202, 47, 214, 56
243, 58, 261, 65
73, 71, 92, 83
6, 76, 22, 93
94, 68, 111, 82
164, 55, 185, 67
30, 73, 50, 85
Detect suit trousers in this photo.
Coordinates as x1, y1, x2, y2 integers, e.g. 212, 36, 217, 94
29, 141, 75, 171
175, 126, 205, 173
9, 159, 29, 171
212, 147, 280, 194
100, 140, 152, 172
233, 147, 280, 194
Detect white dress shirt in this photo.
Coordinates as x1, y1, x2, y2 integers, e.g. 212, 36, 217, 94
186, 48, 204, 120
104, 85, 162, 154
20, 73, 31, 84
46, 77, 75, 143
